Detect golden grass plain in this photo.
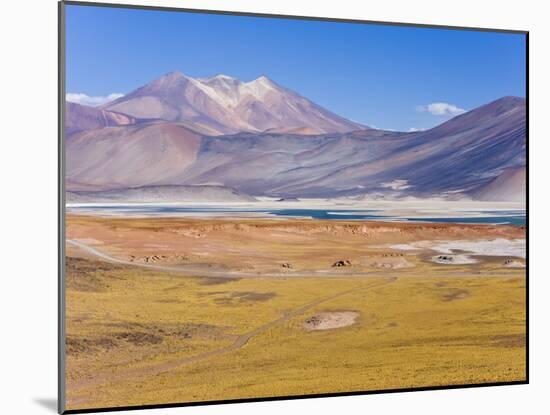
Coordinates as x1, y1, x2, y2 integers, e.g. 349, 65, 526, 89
64, 215, 526, 410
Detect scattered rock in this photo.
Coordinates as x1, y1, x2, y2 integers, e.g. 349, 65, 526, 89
129, 254, 188, 263
305, 315, 322, 327
276, 197, 299, 202
281, 263, 293, 269
432, 254, 477, 265
332, 260, 352, 267
503, 258, 525, 268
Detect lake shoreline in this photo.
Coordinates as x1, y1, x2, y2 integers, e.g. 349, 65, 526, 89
66, 202, 526, 226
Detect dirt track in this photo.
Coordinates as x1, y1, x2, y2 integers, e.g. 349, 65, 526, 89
67, 238, 520, 279
66, 275, 396, 404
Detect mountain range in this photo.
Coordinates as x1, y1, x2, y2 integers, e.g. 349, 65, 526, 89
102, 71, 364, 135
65, 72, 526, 202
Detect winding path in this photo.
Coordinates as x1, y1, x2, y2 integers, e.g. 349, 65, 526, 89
67, 239, 398, 279
65, 239, 397, 401
66, 239, 517, 279
68, 277, 395, 400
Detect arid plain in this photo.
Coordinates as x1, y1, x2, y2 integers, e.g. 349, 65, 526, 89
64, 214, 526, 410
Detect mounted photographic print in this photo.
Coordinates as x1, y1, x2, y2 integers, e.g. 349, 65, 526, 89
59, 1, 528, 413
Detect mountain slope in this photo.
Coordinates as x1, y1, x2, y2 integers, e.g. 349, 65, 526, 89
67, 185, 256, 203
103, 72, 365, 135
66, 96, 526, 200
160, 97, 524, 198
66, 102, 138, 135
470, 166, 526, 202
66, 123, 203, 191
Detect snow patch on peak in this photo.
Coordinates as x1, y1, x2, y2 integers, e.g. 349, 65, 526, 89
244, 76, 279, 99
105, 71, 365, 134
215, 74, 236, 80
201, 74, 240, 83
191, 74, 282, 107
253, 75, 275, 84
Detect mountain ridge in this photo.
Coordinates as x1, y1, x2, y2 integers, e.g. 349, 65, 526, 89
66, 102, 139, 135
102, 71, 366, 135
66, 95, 526, 201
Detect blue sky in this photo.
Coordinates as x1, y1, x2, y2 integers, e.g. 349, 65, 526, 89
65, 4, 526, 132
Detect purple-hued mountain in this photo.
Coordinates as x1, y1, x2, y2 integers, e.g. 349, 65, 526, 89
102, 71, 366, 135
65, 72, 526, 201
164, 97, 525, 199
470, 166, 526, 203
65, 102, 138, 135
67, 184, 256, 203
66, 122, 203, 191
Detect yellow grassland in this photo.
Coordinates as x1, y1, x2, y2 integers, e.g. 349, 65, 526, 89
64, 216, 526, 410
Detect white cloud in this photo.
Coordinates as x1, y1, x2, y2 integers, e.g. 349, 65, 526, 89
408, 127, 425, 132
380, 179, 412, 191
66, 92, 124, 107
416, 102, 466, 116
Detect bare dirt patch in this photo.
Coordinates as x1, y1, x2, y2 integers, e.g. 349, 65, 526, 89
360, 255, 414, 269
65, 257, 121, 292
113, 331, 164, 346
207, 291, 276, 305
442, 288, 471, 302
304, 311, 360, 331
66, 337, 117, 356
197, 276, 241, 285
231, 291, 275, 301
176, 323, 236, 341
492, 334, 526, 348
